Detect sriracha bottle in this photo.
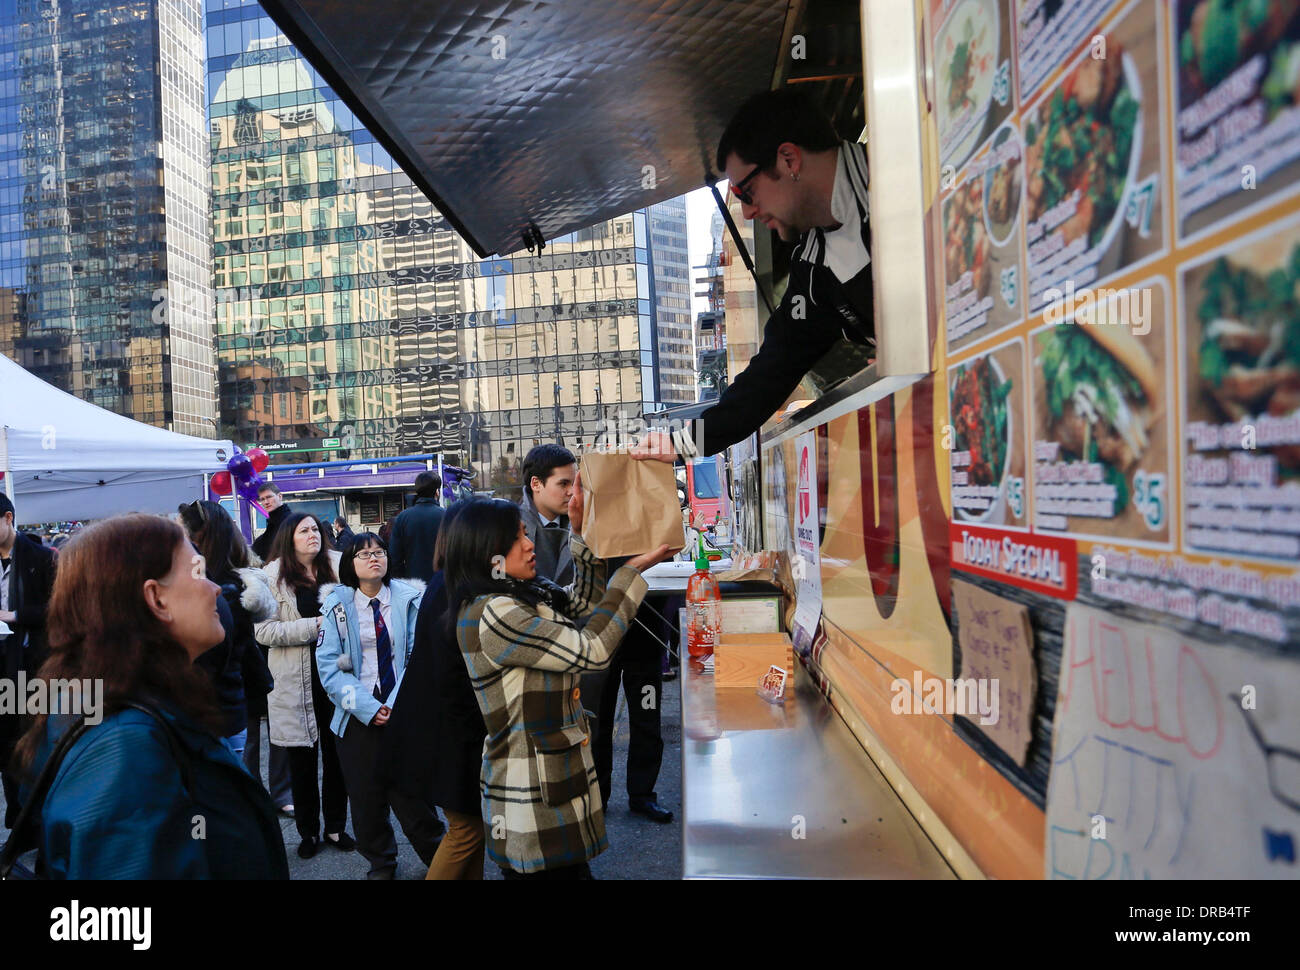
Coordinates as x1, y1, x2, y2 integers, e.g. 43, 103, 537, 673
686, 536, 721, 662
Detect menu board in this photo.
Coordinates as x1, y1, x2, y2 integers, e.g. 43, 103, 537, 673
930, 0, 1300, 632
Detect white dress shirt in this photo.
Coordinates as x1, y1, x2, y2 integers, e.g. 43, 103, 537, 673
353, 583, 392, 697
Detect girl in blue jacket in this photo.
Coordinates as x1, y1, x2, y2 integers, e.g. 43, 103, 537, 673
316, 532, 444, 879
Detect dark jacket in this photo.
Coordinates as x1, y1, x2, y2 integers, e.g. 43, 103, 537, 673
388, 497, 445, 583
1, 532, 56, 764
195, 567, 277, 737
251, 503, 292, 562
682, 140, 875, 458
28, 705, 289, 879
333, 525, 356, 554
380, 571, 486, 815
518, 494, 573, 587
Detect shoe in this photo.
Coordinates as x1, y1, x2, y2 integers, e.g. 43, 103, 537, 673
629, 796, 674, 823
366, 867, 396, 880
297, 837, 321, 859
324, 831, 356, 851
661, 668, 677, 681
278, 803, 295, 819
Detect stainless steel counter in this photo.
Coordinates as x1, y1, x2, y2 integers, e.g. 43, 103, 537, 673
680, 660, 957, 879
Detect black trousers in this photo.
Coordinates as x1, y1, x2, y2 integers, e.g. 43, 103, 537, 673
592, 599, 667, 807
334, 716, 444, 875
286, 652, 348, 841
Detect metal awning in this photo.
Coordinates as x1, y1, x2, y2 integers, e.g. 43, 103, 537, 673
257, 0, 789, 257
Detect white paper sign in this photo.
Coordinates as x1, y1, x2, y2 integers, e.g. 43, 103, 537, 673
790, 431, 822, 653
1046, 603, 1300, 879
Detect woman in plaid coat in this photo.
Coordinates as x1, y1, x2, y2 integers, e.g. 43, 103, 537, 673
443, 488, 672, 878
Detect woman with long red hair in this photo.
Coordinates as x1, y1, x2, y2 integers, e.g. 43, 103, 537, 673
6, 515, 288, 879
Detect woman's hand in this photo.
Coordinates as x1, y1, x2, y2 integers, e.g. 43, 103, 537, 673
567, 471, 584, 534
371, 705, 391, 726
626, 544, 675, 573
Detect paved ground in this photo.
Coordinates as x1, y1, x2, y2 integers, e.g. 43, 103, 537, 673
1, 676, 684, 880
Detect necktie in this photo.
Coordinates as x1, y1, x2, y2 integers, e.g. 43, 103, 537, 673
545, 522, 559, 529
370, 598, 396, 701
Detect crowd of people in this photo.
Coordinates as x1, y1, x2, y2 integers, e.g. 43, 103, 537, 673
0, 445, 676, 881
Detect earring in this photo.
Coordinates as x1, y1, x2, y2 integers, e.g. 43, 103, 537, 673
791, 172, 800, 182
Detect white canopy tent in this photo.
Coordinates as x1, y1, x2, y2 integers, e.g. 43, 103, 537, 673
0, 353, 235, 525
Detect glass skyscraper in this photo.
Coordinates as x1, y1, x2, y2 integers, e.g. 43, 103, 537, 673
649, 196, 695, 405
0, 0, 216, 435
206, 0, 663, 476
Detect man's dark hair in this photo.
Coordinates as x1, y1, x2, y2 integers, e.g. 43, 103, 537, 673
0, 493, 14, 521
521, 444, 576, 495
257, 481, 282, 497
334, 516, 347, 528
716, 88, 840, 173
414, 470, 442, 498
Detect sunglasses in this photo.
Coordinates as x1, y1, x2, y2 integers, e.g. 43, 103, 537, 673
729, 165, 762, 206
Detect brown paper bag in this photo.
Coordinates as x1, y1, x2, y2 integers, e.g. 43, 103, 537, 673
579, 452, 685, 558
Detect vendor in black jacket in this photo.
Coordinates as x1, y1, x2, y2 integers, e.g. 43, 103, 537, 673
633, 88, 875, 463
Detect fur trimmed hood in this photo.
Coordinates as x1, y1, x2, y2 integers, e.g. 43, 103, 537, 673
236, 567, 279, 622
317, 576, 427, 607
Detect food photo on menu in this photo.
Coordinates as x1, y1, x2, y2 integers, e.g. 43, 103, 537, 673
1174, 0, 1300, 237
948, 343, 1028, 528
1030, 280, 1172, 544
1023, 0, 1167, 313
1182, 217, 1300, 564
936, 0, 1016, 170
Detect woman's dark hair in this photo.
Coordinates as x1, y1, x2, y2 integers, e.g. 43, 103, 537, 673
12, 515, 222, 773
715, 88, 840, 173
338, 532, 388, 588
441, 498, 525, 618
178, 499, 252, 579
268, 511, 337, 590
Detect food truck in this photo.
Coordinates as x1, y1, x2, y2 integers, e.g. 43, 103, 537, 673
259, 0, 1300, 879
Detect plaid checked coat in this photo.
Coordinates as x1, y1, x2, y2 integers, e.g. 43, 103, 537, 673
457, 534, 648, 873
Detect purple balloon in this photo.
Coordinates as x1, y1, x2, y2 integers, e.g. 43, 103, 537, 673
227, 452, 253, 482
236, 477, 261, 502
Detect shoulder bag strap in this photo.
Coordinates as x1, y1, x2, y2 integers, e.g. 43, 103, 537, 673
0, 716, 90, 879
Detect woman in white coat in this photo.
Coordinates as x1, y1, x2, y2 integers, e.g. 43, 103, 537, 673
254, 512, 354, 859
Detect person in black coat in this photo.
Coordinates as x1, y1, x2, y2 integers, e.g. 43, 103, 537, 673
332, 517, 356, 555
0, 493, 57, 828
379, 501, 486, 879
179, 501, 278, 759
251, 483, 292, 562
387, 471, 445, 583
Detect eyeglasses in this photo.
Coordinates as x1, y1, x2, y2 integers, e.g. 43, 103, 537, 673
729, 165, 762, 206
354, 549, 387, 561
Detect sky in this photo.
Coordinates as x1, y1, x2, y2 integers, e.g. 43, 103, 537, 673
685, 185, 721, 318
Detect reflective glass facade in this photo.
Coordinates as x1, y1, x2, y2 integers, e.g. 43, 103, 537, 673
0, 0, 216, 434
207, 0, 661, 475
649, 196, 695, 405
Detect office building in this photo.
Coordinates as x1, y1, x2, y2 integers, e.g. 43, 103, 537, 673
0, 0, 216, 435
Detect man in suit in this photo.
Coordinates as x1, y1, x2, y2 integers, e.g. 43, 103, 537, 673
520, 445, 673, 824
387, 471, 445, 583
0, 493, 57, 828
